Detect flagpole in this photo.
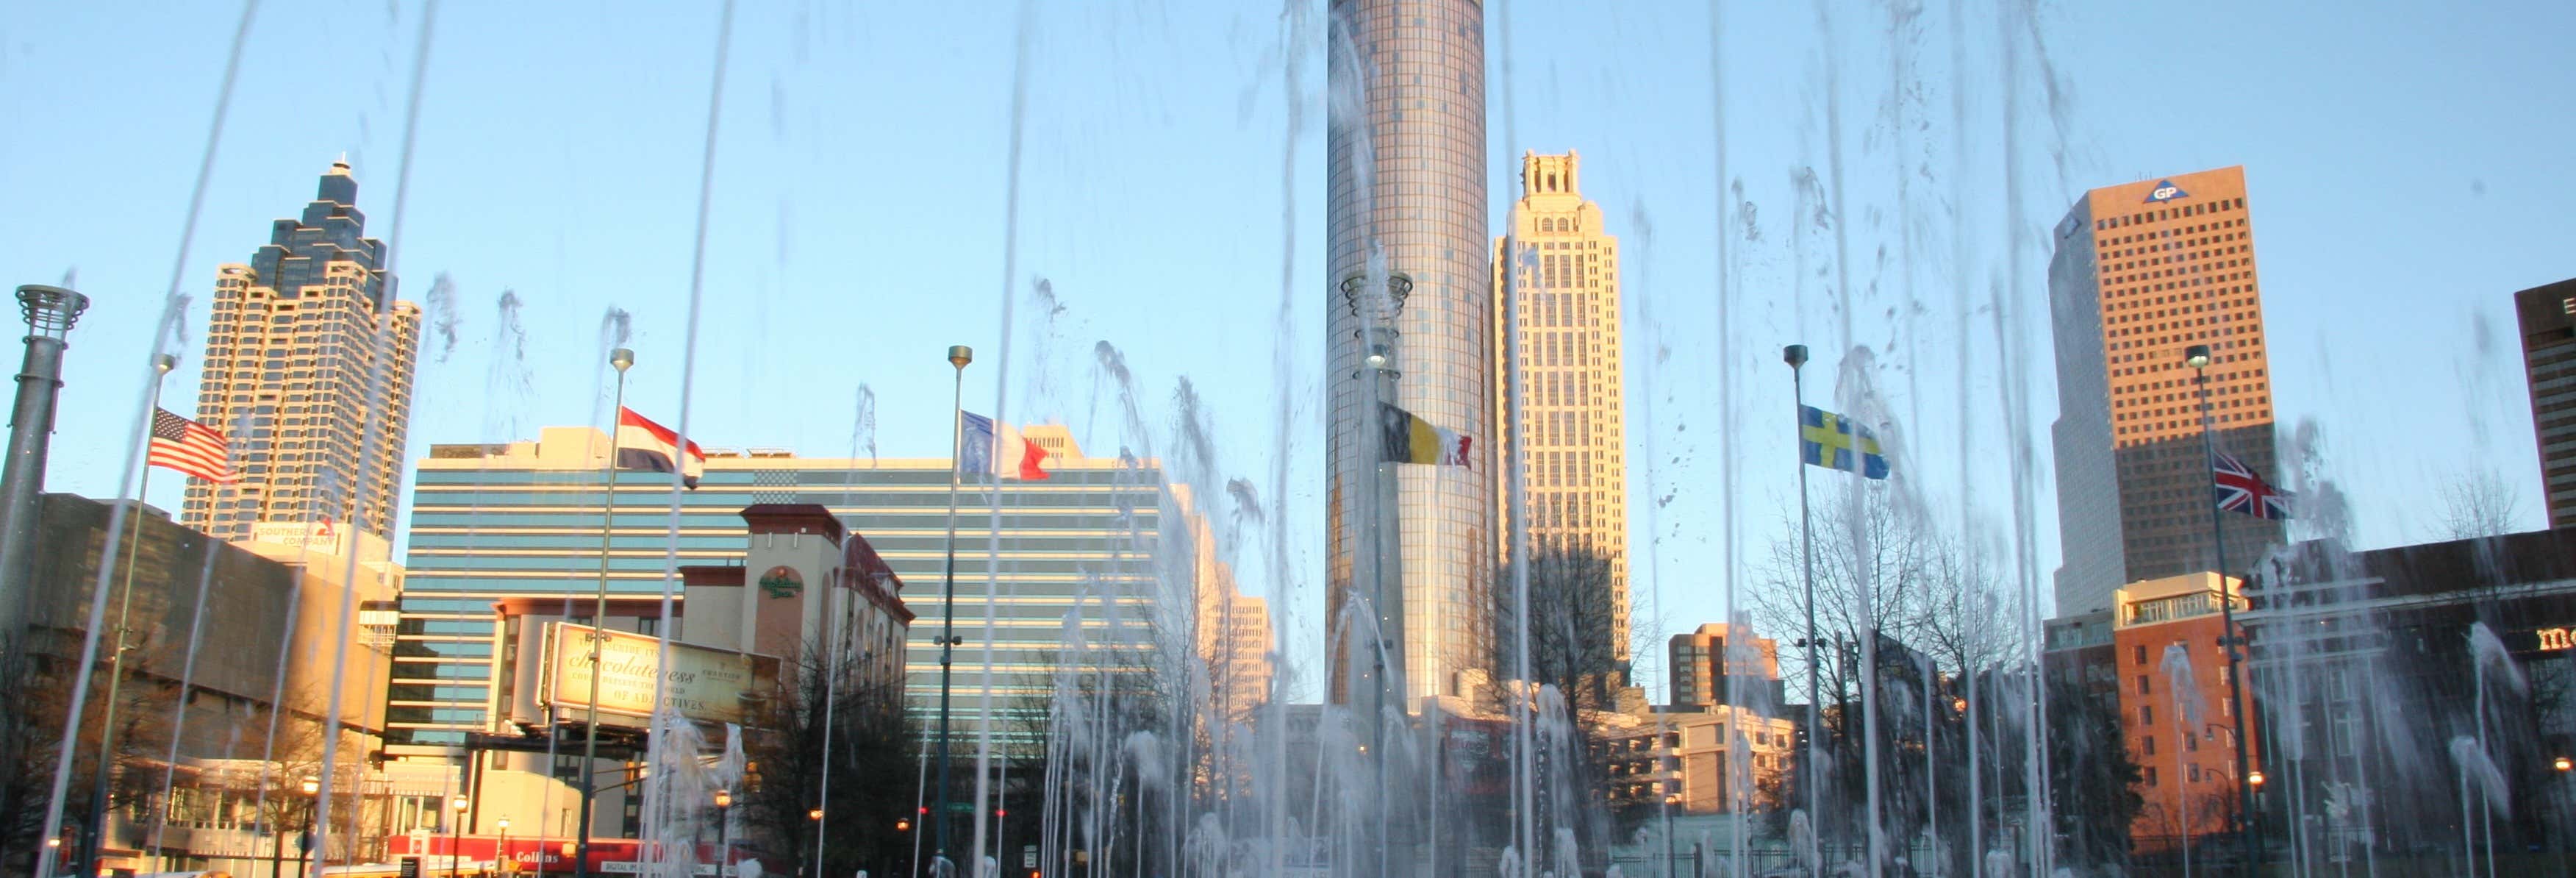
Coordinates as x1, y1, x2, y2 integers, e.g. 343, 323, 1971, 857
2186, 343, 2260, 871
1783, 343, 1822, 877
74, 354, 174, 878
574, 347, 633, 878
931, 345, 972, 873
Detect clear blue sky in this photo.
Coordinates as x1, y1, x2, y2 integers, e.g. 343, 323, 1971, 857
3, 1, 2569, 699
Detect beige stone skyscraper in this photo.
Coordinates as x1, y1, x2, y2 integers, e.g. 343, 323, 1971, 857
181, 160, 422, 543
1492, 151, 1632, 674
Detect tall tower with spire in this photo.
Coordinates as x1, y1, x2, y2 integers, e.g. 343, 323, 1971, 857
180, 160, 423, 544
1323, 0, 1489, 708
1493, 151, 1631, 684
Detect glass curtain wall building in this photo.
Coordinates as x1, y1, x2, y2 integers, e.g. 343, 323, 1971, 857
1323, 0, 1492, 709
383, 424, 1188, 757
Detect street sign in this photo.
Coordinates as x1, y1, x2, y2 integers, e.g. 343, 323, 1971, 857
1021, 847, 1036, 869
943, 802, 975, 814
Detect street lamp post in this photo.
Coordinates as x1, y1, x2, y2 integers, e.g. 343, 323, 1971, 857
451, 796, 469, 878
713, 790, 734, 877
296, 776, 321, 878
2557, 757, 2573, 852
79, 351, 178, 878
803, 810, 823, 878
495, 818, 510, 878
932, 345, 971, 866
577, 346, 635, 878
2186, 343, 2262, 871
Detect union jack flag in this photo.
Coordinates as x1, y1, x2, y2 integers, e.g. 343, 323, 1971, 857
2213, 452, 2291, 520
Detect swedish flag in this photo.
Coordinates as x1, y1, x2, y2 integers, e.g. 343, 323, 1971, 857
1800, 405, 1890, 479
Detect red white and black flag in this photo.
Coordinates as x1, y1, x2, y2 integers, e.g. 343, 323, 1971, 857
616, 406, 706, 488
148, 408, 237, 483
2213, 452, 2291, 520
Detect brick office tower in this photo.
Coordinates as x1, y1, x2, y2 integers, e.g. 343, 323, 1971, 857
2512, 277, 2576, 529
2048, 166, 2283, 615
182, 160, 423, 542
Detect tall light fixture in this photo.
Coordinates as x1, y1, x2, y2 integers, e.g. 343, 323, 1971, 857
575, 346, 634, 878
931, 345, 972, 865
77, 351, 176, 878
2186, 343, 2261, 869
296, 776, 321, 878
449, 795, 469, 878
713, 790, 734, 877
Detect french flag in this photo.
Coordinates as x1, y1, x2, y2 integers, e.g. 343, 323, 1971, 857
961, 412, 1051, 480
617, 406, 707, 488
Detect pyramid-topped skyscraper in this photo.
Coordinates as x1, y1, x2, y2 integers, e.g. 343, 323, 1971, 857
181, 160, 422, 544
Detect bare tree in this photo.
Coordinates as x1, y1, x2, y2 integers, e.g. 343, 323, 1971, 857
4, 652, 179, 871
740, 638, 917, 878
2434, 468, 2526, 540
1751, 482, 1942, 710
1750, 484, 2046, 874
1484, 543, 1639, 860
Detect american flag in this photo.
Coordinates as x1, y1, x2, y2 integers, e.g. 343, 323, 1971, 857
148, 408, 237, 483
2213, 452, 2291, 520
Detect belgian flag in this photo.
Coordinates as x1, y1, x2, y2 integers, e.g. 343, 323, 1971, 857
1378, 402, 1472, 468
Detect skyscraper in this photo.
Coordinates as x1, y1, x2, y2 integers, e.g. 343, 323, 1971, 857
1492, 151, 1631, 673
2511, 277, 2576, 529
182, 160, 422, 543
2049, 165, 2281, 615
1323, 0, 1489, 707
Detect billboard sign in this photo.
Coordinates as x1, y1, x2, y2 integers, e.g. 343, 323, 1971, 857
543, 622, 768, 727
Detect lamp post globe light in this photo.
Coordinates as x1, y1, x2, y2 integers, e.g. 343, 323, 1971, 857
294, 777, 321, 878
451, 796, 469, 878
713, 790, 734, 877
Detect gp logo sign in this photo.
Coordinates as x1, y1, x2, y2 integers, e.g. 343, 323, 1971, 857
2144, 179, 2189, 203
